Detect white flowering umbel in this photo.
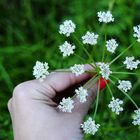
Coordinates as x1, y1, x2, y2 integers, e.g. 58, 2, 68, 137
82, 31, 99, 45
108, 97, 123, 115
33, 61, 49, 81
70, 64, 85, 76
99, 63, 112, 80
59, 41, 75, 57
81, 117, 100, 135
58, 97, 74, 113
59, 20, 76, 37
75, 87, 88, 103
106, 39, 118, 53
118, 80, 132, 93
133, 25, 140, 42
132, 109, 140, 126
97, 11, 114, 23
123, 56, 140, 70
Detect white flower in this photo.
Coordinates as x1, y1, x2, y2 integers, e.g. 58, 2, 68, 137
99, 63, 112, 80
133, 25, 140, 42
106, 39, 118, 53
81, 117, 100, 135
82, 31, 99, 45
108, 97, 123, 115
59, 41, 75, 57
123, 56, 140, 70
70, 64, 85, 76
97, 11, 114, 23
59, 20, 76, 37
118, 80, 132, 92
33, 61, 49, 81
75, 87, 88, 103
132, 109, 140, 126
58, 97, 74, 113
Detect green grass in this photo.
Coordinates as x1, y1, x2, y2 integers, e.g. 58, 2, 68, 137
0, 0, 140, 139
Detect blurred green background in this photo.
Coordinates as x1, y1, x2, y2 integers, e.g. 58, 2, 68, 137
0, 0, 140, 139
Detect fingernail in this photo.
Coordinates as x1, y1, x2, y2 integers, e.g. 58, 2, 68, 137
97, 77, 109, 90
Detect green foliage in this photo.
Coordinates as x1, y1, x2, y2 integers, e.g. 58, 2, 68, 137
0, 0, 140, 139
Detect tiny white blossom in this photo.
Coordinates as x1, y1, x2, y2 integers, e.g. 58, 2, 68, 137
81, 117, 100, 135
58, 97, 74, 113
75, 87, 88, 103
118, 80, 132, 92
108, 97, 123, 115
132, 109, 140, 126
133, 25, 140, 42
59, 41, 75, 57
70, 64, 85, 76
123, 56, 140, 70
82, 31, 99, 45
97, 11, 114, 23
106, 39, 118, 53
59, 20, 76, 37
33, 61, 49, 81
99, 62, 112, 80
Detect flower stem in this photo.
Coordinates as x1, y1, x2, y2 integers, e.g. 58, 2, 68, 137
112, 71, 140, 76
109, 41, 137, 65
102, 33, 107, 62
109, 76, 139, 109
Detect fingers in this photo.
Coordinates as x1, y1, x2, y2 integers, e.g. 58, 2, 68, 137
42, 65, 92, 94
73, 77, 108, 117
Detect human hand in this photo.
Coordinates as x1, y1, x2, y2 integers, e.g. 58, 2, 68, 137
8, 70, 101, 140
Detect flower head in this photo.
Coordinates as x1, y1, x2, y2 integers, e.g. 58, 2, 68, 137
118, 80, 132, 92
58, 97, 74, 113
59, 41, 75, 57
82, 31, 99, 45
81, 117, 100, 135
70, 64, 85, 76
133, 25, 140, 42
75, 87, 88, 103
59, 20, 76, 37
108, 97, 123, 115
99, 63, 112, 80
123, 56, 140, 70
97, 11, 114, 23
132, 109, 140, 126
33, 61, 49, 81
106, 39, 118, 53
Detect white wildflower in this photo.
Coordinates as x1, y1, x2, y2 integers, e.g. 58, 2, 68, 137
108, 97, 123, 115
81, 117, 100, 135
133, 25, 140, 42
123, 56, 140, 70
82, 31, 99, 45
75, 87, 88, 103
97, 11, 114, 23
70, 64, 85, 76
59, 41, 75, 57
59, 20, 76, 37
99, 63, 112, 80
106, 39, 118, 53
132, 109, 140, 126
58, 97, 74, 113
118, 80, 132, 92
33, 61, 49, 81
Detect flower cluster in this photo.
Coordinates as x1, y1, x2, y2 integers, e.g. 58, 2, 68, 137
75, 87, 88, 103
81, 117, 100, 135
123, 56, 140, 70
108, 97, 123, 115
32, 10, 140, 136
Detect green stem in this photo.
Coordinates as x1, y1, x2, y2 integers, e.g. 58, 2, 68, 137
93, 76, 100, 119
112, 72, 140, 76
105, 80, 113, 97
109, 76, 139, 109
102, 33, 107, 62
109, 41, 137, 65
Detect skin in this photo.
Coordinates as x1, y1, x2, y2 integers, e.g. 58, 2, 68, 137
8, 71, 98, 140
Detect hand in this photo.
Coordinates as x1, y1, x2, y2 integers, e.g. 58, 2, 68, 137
8, 71, 98, 140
